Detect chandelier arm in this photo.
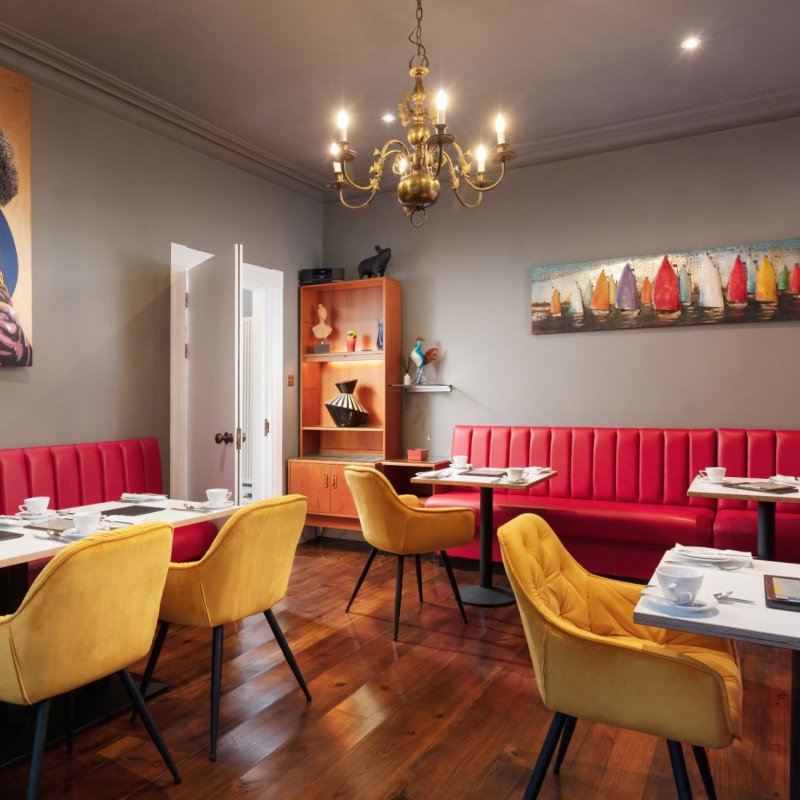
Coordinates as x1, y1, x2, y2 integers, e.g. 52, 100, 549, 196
451, 182, 485, 209
377, 140, 411, 160
437, 149, 458, 182
337, 186, 379, 210
340, 160, 379, 193
460, 159, 508, 193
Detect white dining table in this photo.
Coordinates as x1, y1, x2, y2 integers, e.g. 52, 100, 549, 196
0, 498, 239, 611
634, 552, 800, 799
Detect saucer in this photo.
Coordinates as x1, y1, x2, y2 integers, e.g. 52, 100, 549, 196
16, 510, 56, 521
192, 500, 235, 511
61, 523, 111, 540
642, 591, 718, 615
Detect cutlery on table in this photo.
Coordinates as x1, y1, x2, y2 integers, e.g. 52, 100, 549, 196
712, 590, 755, 605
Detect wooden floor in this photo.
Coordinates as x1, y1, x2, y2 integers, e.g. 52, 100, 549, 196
2, 540, 792, 799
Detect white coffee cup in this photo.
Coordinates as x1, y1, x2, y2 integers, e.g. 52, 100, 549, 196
451, 455, 468, 469
19, 496, 50, 515
700, 467, 726, 483
656, 564, 704, 606
507, 467, 525, 481
73, 510, 102, 536
206, 488, 232, 507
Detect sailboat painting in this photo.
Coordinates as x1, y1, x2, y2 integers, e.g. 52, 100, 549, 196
531, 237, 800, 335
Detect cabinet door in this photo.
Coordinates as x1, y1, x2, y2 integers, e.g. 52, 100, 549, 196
289, 461, 330, 514
330, 464, 358, 518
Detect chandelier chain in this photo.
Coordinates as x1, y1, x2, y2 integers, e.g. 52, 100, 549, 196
408, 0, 428, 69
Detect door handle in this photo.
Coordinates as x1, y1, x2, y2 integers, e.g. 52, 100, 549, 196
215, 432, 234, 445
332, 473, 337, 489
323, 472, 328, 488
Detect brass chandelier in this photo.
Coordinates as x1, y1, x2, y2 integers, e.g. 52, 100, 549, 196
329, 0, 516, 227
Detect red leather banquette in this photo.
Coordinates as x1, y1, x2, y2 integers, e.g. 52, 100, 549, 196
0, 438, 218, 566
425, 426, 800, 580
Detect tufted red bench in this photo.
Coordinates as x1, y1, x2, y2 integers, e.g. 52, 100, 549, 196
424, 426, 800, 580
0, 438, 218, 568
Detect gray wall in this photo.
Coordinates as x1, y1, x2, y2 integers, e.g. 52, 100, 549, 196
323, 117, 800, 457
0, 84, 322, 474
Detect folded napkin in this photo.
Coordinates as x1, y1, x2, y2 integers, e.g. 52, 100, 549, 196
120, 492, 168, 501
771, 475, 800, 487
415, 469, 448, 479
674, 543, 753, 559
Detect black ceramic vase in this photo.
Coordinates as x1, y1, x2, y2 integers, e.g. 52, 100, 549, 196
325, 379, 368, 427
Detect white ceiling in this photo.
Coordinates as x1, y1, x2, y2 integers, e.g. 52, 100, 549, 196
0, 0, 799, 196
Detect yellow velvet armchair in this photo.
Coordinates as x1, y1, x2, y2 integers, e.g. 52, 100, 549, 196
0, 523, 180, 799
136, 495, 310, 761
344, 466, 474, 641
498, 514, 742, 800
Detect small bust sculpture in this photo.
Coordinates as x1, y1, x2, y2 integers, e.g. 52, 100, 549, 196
312, 303, 333, 341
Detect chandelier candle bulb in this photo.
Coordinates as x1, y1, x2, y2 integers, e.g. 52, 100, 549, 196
436, 90, 448, 126
336, 110, 349, 143
495, 114, 506, 145
476, 144, 487, 174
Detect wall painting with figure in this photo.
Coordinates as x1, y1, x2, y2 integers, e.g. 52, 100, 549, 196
0, 65, 31, 366
531, 238, 800, 336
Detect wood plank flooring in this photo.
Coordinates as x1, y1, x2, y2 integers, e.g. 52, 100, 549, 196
1, 541, 791, 799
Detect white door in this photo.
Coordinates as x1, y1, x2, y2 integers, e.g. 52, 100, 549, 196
170, 244, 283, 503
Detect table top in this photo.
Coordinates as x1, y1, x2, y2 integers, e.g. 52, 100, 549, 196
687, 475, 800, 504
411, 468, 557, 490
634, 552, 800, 650
381, 457, 450, 469
0, 499, 238, 570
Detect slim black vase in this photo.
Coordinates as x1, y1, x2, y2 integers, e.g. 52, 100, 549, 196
325, 379, 368, 427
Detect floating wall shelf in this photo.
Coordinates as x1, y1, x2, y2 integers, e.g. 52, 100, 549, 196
390, 384, 452, 393
303, 351, 384, 363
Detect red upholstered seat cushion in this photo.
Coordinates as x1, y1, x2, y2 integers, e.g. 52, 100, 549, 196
172, 521, 219, 562
714, 510, 800, 561
424, 492, 714, 577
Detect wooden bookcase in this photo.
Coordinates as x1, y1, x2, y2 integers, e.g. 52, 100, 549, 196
288, 277, 402, 530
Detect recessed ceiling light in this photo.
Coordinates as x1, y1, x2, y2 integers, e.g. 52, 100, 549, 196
681, 35, 702, 50
382, 113, 395, 123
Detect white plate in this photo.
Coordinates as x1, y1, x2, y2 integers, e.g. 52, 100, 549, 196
672, 546, 751, 564
16, 510, 57, 521
642, 591, 718, 614
189, 501, 235, 511
120, 493, 168, 502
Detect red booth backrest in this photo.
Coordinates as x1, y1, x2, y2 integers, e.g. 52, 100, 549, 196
451, 425, 717, 508
717, 429, 800, 514
0, 438, 163, 514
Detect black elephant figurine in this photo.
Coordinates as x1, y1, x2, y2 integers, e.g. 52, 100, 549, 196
357, 245, 391, 279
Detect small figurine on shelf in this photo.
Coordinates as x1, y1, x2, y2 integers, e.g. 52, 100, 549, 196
312, 303, 333, 354
376, 319, 384, 351
346, 329, 357, 352
409, 337, 439, 385
357, 245, 391, 279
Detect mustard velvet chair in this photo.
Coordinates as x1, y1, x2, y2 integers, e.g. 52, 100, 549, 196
136, 495, 311, 761
498, 514, 742, 800
344, 465, 474, 641
0, 523, 180, 800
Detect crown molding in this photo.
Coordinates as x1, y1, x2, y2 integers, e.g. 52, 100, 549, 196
0, 23, 327, 200
510, 86, 800, 168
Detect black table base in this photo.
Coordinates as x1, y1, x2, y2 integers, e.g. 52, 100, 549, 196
458, 487, 516, 608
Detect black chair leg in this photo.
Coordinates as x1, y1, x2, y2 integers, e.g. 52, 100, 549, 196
26, 699, 50, 800
394, 555, 404, 641
524, 711, 569, 800
691, 745, 717, 800
346, 547, 378, 612
264, 609, 312, 702
415, 554, 424, 603
210, 625, 223, 761
667, 740, 693, 800
132, 619, 170, 722
553, 715, 577, 774
62, 692, 73, 754
440, 550, 467, 624
117, 669, 180, 784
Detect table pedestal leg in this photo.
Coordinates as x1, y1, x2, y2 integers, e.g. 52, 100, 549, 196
458, 487, 514, 607
792, 651, 800, 800
758, 502, 776, 561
